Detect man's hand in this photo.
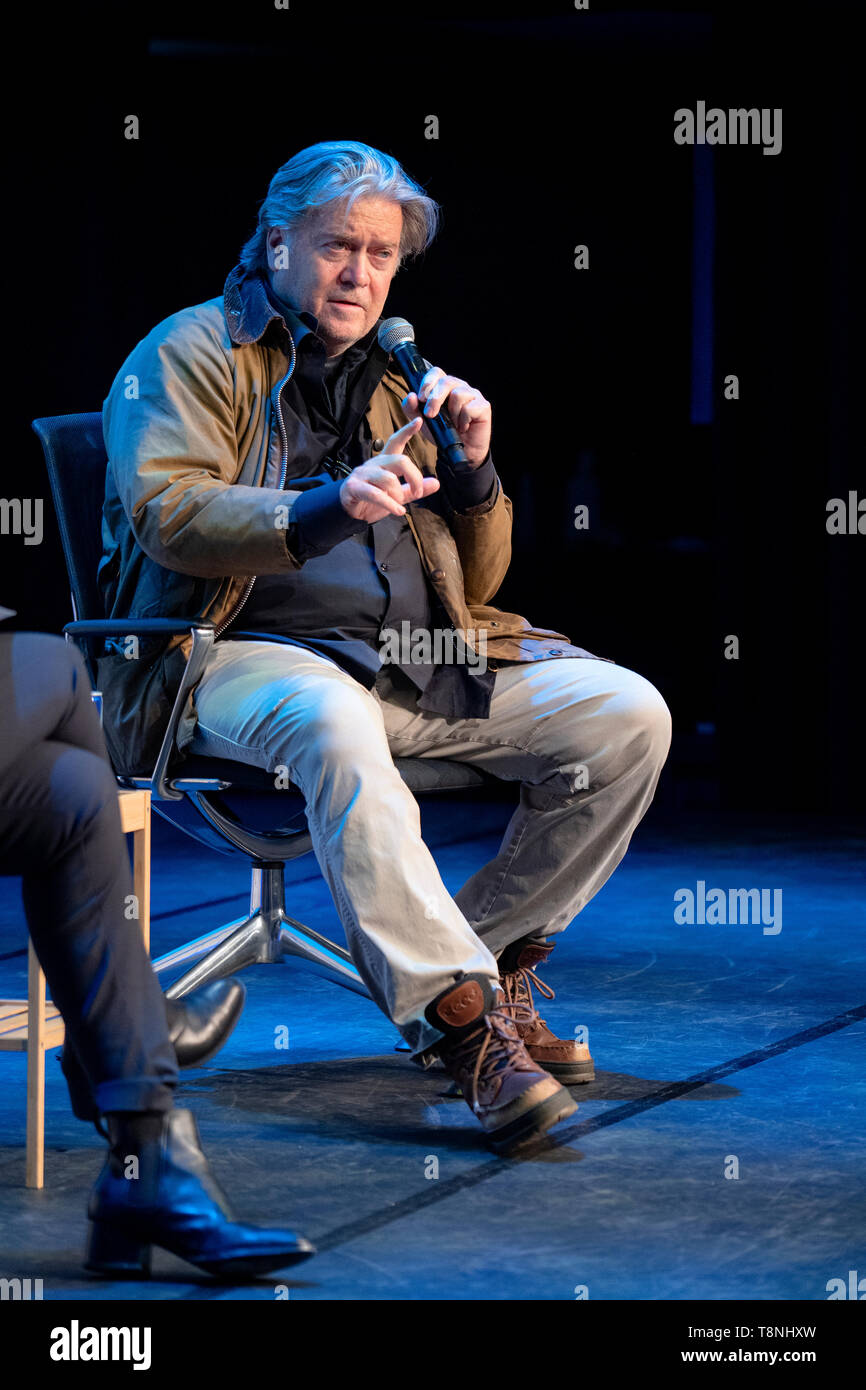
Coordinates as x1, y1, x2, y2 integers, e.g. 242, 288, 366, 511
339, 417, 440, 523
401, 367, 492, 467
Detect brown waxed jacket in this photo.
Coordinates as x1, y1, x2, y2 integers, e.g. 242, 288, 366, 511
96, 267, 604, 775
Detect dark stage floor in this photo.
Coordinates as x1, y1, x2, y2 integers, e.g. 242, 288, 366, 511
1, 797, 864, 1301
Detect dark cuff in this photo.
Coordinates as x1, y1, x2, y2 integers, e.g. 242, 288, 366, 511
439, 452, 498, 513
288, 478, 368, 559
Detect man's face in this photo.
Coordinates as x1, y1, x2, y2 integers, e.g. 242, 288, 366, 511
266, 196, 403, 356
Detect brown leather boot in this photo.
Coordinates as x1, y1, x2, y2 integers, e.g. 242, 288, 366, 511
425, 973, 577, 1153
498, 938, 595, 1084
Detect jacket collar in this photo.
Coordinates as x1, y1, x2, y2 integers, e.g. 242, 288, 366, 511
223, 263, 295, 345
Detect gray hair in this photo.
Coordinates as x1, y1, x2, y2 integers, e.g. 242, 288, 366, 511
238, 140, 440, 275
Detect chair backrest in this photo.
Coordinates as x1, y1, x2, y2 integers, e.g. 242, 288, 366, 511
32, 412, 108, 681
32, 411, 107, 627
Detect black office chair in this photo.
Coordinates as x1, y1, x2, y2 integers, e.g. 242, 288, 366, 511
32, 412, 498, 1006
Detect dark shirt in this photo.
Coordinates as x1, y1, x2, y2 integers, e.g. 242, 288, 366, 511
222, 280, 499, 718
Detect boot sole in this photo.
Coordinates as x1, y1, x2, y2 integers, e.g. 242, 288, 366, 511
485, 1088, 578, 1155
85, 1220, 315, 1280
84, 1247, 315, 1281
195, 1245, 316, 1279
531, 1058, 595, 1084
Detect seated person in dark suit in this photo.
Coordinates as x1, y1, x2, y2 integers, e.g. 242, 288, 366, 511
0, 619, 313, 1278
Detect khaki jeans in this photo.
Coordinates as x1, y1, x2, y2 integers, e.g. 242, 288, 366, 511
185, 641, 672, 1058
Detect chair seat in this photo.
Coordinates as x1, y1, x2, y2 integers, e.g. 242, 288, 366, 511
170, 752, 498, 796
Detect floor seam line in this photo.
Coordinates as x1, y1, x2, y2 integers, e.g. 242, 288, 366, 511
309, 1001, 866, 1255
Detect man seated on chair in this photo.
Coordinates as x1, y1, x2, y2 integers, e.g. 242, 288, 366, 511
96, 139, 672, 1154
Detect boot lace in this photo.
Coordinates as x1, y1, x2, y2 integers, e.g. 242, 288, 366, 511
446, 999, 540, 1113
499, 963, 555, 1027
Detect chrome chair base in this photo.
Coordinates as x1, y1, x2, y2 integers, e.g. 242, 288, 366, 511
152, 861, 370, 1001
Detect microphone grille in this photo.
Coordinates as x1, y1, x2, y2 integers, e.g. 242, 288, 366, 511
378, 317, 415, 353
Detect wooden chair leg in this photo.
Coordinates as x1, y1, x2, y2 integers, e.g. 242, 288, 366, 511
132, 792, 151, 953
26, 943, 46, 1189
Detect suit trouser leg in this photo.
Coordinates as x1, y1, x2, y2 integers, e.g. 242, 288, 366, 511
186, 641, 671, 1058
0, 633, 177, 1117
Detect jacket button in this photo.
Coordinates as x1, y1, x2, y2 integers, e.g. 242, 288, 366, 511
490, 621, 499, 627
430, 568, 445, 581
547, 648, 561, 655
372, 438, 384, 452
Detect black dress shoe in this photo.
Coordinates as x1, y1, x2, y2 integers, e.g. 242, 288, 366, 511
85, 1108, 315, 1279
166, 978, 245, 1068
60, 978, 246, 1124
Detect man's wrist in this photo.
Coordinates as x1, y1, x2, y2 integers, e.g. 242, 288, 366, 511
464, 448, 492, 469
439, 450, 498, 512
287, 479, 368, 559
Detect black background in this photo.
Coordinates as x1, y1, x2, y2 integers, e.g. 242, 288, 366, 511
3, 0, 858, 813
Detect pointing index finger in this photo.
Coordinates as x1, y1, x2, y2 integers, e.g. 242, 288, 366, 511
386, 416, 423, 447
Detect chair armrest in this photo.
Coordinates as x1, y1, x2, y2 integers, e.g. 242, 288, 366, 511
64, 619, 214, 636
64, 619, 215, 803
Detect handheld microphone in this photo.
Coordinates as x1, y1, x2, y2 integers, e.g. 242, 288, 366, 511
377, 318, 475, 477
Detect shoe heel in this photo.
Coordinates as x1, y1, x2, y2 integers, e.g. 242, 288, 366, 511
85, 1220, 152, 1278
